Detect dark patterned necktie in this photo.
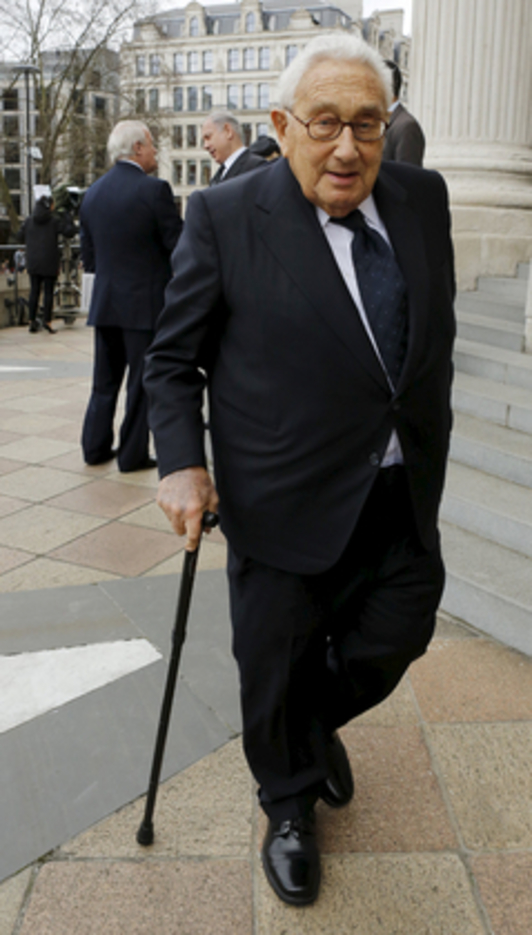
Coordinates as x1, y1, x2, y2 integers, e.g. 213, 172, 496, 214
210, 164, 225, 186
332, 210, 408, 386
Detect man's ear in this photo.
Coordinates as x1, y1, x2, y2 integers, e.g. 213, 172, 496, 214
271, 109, 289, 156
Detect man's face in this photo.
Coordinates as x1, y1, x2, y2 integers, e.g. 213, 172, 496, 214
202, 119, 234, 165
272, 59, 387, 217
134, 131, 158, 174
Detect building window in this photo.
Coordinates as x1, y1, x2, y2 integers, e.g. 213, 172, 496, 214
73, 90, 85, 114
189, 15, 199, 36
187, 160, 197, 185
259, 47, 270, 70
2, 88, 18, 111
242, 123, 252, 146
201, 159, 212, 185
187, 86, 198, 111
135, 56, 145, 76
202, 85, 213, 110
227, 49, 239, 71
4, 168, 20, 189
148, 88, 159, 112
285, 45, 298, 66
257, 122, 269, 138
245, 12, 255, 32
175, 195, 183, 214
173, 160, 183, 184
258, 83, 269, 110
188, 51, 199, 73
136, 89, 146, 113
172, 125, 183, 148
203, 50, 213, 72
173, 87, 183, 111
243, 84, 254, 109
149, 54, 161, 76
5, 141, 20, 163
4, 115, 20, 137
174, 52, 185, 74
187, 125, 197, 147
94, 96, 106, 117
244, 48, 255, 70
227, 84, 239, 109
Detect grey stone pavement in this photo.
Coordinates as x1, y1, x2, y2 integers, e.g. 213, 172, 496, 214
0, 322, 531, 935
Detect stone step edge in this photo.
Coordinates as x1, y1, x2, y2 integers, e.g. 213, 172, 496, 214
441, 491, 532, 560
450, 435, 532, 489
441, 570, 532, 658
455, 337, 532, 368
456, 311, 524, 335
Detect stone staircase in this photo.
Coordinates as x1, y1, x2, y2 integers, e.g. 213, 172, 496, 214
440, 262, 532, 656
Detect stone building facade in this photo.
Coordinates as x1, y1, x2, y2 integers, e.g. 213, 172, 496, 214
120, 1, 410, 211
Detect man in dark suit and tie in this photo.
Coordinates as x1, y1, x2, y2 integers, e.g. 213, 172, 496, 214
80, 120, 182, 472
202, 111, 267, 184
382, 59, 426, 166
145, 33, 455, 906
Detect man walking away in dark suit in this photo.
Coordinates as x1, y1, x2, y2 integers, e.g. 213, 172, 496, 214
18, 195, 75, 333
145, 33, 455, 906
202, 111, 267, 184
382, 59, 425, 166
80, 120, 182, 472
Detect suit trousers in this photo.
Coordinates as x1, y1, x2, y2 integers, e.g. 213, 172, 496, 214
29, 274, 56, 324
82, 326, 153, 471
227, 466, 445, 821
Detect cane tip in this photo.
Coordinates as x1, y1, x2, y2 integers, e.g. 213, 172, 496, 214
136, 821, 154, 846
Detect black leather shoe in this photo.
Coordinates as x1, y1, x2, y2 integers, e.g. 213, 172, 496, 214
85, 449, 117, 466
120, 456, 157, 473
320, 732, 354, 808
261, 814, 320, 906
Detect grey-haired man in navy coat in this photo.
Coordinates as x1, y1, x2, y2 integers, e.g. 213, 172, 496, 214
80, 120, 182, 472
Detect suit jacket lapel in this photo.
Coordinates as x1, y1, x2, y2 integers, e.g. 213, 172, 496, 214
373, 167, 430, 391
253, 159, 389, 391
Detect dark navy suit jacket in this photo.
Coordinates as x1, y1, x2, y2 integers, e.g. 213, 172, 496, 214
145, 157, 455, 573
80, 161, 182, 331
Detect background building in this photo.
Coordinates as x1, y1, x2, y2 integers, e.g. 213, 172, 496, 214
120, 0, 410, 212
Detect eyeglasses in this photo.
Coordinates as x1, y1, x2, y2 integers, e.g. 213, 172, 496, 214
288, 111, 388, 143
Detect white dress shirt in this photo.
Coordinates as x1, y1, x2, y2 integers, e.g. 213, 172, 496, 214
220, 146, 246, 179
317, 196, 403, 467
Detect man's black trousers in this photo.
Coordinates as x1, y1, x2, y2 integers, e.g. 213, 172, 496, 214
228, 466, 445, 821
82, 326, 153, 471
29, 274, 55, 324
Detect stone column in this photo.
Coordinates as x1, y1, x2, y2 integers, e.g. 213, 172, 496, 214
409, 0, 532, 291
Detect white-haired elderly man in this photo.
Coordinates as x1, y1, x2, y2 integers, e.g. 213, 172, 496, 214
80, 120, 182, 472
145, 34, 455, 905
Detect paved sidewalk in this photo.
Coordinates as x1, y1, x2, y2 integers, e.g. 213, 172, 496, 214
1, 322, 531, 934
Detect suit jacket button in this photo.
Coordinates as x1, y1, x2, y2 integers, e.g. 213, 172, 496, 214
369, 452, 380, 467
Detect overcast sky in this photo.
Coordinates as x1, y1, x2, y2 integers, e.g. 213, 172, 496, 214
363, 1, 412, 35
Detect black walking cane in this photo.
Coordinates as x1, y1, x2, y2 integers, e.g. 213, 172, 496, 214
137, 510, 219, 846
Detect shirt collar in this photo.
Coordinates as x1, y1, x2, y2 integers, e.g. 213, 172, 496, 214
222, 146, 246, 173
316, 193, 379, 231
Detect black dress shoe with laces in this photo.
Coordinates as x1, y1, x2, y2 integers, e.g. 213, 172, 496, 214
120, 456, 157, 473
261, 814, 320, 906
320, 732, 354, 808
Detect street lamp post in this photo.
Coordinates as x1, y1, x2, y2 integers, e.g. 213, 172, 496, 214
12, 64, 40, 216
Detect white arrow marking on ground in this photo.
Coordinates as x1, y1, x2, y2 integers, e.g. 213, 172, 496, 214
0, 366, 49, 372
0, 639, 162, 734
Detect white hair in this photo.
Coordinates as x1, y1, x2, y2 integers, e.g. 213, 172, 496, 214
276, 33, 392, 111
107, 120, 151, 164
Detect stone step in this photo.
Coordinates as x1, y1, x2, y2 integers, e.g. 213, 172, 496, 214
440, 522, 532, 657
517, 262, 531, 279
452, 371, 532, 433
456, 312, 524, 352
454, 337, 532, 391
450, 411, 532, 487
476, 275, 528, 304
442, 461, 532, 558
455, 291, 524, 322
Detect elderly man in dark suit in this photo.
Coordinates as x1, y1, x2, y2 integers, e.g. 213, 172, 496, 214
145, 34, 455, 906
80, 120, 182, 472
383, 59, 426, 166
202, 111, 266, 184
